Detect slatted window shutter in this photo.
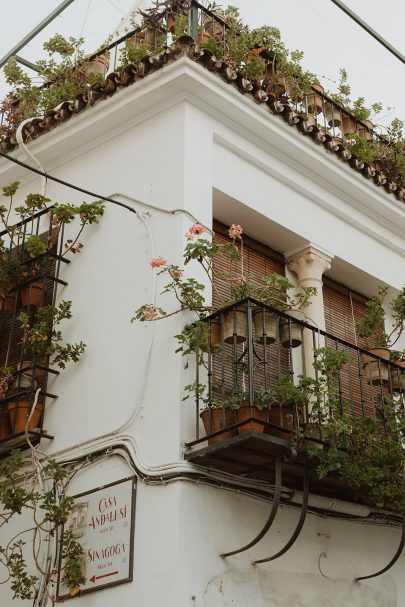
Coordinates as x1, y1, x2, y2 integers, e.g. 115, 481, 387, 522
212, 222, 288, 397
323, 278, 378, 417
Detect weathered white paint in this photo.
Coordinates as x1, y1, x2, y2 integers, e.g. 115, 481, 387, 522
0, 56, 404, 606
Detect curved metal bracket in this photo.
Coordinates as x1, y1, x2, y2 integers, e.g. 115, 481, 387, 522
356, 513, 405, 581
253, 466, 309, 564
220, 456, 282, 558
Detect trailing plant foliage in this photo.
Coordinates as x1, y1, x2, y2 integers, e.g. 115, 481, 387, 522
356, 285, 405, 349
0, 451, 85, 600
1, 34, 108, 139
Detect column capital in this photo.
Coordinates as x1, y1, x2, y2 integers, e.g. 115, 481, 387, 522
287, 244, 333, 283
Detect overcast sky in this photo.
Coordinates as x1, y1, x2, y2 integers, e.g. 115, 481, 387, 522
0, 0, 404, 130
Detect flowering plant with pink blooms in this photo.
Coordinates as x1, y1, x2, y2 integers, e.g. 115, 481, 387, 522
132, 220, 316, 344
132, 221, 317, 407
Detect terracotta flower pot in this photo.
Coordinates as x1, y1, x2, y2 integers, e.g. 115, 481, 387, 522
341, 113, 358, 135
209, 318, 222, 348
253, 308, 278, 344
85, 54, 108, 77
391, 360, 405, 391
200, 408, 237, 444
361, 347, 390, 386
306, 83, 324, 115
237, 405, 267, 434
167, 12, 176, 33
20, 280, 43, 307
324, 102, 342, 127
197, 31, 212, 44
358, 119, 374, 142
266, 403, 296, 439
0, 409, 12, 441
223, 307, 247, 344
0, 292, 16, 313
7, 400, 44, 434
280, 310, 305, 348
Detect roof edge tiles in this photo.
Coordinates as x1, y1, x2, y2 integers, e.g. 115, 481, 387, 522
1, 36, 404, 203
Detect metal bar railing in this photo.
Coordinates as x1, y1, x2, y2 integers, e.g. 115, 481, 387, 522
0, 209, 65, 448
191, 298, 405, 447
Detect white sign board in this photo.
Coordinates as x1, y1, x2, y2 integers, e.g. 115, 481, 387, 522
57, 477, 136, 599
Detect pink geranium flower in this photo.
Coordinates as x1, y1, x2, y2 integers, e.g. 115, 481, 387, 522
228, 224, 243, 239
143, 306, 158, 321
186, 223, 205, 240
150, 256, 166, 268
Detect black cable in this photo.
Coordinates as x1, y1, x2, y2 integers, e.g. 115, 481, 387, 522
0, 151, 139, 214
330, 0, 405, 65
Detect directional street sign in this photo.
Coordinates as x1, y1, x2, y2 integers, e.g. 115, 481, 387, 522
57, 477, 136, 599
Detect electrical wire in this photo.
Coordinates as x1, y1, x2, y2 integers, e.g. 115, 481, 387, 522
0, 152, 214, 233
80, 0, 93, 37
329, 0, 405, 65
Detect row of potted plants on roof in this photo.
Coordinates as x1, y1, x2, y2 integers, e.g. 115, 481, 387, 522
0, 182, 104, 439
132, 220, 405, 512
0, 2, 404, 189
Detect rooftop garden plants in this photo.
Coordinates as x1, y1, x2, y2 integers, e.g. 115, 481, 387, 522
0, 2, 404, 190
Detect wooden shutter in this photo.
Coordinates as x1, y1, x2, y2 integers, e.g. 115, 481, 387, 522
212, 222, 288, 397
323, 278, 377, 417
212, 221, 285, 307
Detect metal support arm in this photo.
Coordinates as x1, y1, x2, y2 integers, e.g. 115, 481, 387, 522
253, 467, 309, 564
220, 456, 282, 558
356, 513, 405, 581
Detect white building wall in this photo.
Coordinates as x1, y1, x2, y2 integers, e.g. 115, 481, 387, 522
0, 59, 404, 606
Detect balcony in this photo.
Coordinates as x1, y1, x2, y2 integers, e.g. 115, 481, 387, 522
0, 208, 69, 453
185, 299, 405, 513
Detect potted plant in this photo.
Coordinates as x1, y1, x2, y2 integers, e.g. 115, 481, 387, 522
266, 374, 315, 439
389, 351, 405, 391
356, 286, 405, 385
234, 390, 268, 434
306, 82, 324, 115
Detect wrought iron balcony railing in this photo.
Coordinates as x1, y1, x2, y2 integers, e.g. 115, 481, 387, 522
186, 298, 404, 449
0, 208, 69, 452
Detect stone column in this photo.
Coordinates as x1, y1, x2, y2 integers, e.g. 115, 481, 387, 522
287, 245, 333, 377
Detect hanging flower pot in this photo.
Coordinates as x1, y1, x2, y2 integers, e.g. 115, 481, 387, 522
167, 12, 177, 33
341, 113, 358, 135
358, 120, 374, 142
20, 280, 43, 307
306, 83, 324, 115
0, 292, 16, 314
252, 308, 278, 344
280, 310, 305, 348
200, 408, 237, 444
209, 318, 222, 348
324, 102, 342, 127
7, 399, 44, 434
85, 54, 108, 77
223, 306, 247, 344
197, 31, 212, 45
361, 347, 390, 386
391, 360, 405, 391
237, 405, 267, 434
